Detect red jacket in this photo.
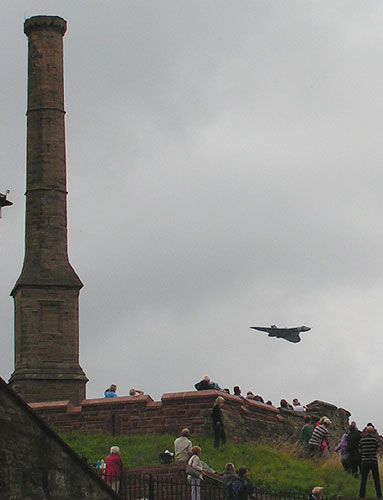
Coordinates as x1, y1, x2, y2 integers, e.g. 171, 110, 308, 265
104, 453, 123, 480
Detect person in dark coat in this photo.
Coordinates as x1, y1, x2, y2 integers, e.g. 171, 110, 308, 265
228, 467, 254, 499
195, 375, 217, 391
346, 422, 362, 477
212, 396, 226, 449
223, 463, 237, 500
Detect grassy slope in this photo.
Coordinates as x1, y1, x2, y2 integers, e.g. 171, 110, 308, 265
62, 431, 377, 498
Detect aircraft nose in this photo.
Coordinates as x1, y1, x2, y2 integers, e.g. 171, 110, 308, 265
302, 326, 311, 331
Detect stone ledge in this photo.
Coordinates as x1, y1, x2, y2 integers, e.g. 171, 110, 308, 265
29, 400, 73, 411
162, 390, 220, 400
147, 401, 162, 410
81, 395, 154, 407
306, 399, 338, 410
242, 399, 279, 413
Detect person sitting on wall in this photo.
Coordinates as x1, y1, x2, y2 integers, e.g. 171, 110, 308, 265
174, 428, 193, 463
104, 384, 117, 398
129, 388, 144, 396
254, 395, 264, 403
233, 386, 245, 398
279, 399, 293, 410
195, 375, 221, 391
246, 391, 255, 400
292, 398, 306, 412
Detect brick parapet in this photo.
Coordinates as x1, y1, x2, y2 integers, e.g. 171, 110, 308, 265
27, 390, 350, 444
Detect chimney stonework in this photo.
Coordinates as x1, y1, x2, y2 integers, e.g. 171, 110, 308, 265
9, 16, 88, 405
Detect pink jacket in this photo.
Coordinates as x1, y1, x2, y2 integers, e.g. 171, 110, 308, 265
104, 453, 123, 480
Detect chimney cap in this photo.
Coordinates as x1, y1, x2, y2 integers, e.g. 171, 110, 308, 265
24, 16, 67, 37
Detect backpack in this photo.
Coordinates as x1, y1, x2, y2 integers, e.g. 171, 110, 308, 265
229, 477, 245, 499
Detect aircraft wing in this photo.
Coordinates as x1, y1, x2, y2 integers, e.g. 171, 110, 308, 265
250, 326, 277, 334
282, 332, 301, 343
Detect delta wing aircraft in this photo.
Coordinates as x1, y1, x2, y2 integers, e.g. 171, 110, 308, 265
250, 325, 311, 343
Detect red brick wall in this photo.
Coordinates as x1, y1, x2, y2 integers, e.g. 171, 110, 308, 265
29, 391, 349, 447
29, 390, 283, 436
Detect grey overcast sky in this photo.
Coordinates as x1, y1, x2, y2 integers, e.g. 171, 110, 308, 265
1, 1, 383, 430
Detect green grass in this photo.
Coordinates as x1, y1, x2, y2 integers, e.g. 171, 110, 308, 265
61, 431, 377, 498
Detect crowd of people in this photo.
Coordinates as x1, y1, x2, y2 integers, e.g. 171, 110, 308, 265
195, 375, 270, 404
101, 424, 326, 500
176, 425, 325, 500
194, 375, 307, 412
301, 416, 383, 499
101, 380, 383, 499
197, 377, 383, 499
175, 426, 255, 499
334, 422, 382, 498
105, 377, 307, 415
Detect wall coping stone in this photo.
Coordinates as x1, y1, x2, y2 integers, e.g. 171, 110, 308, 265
81, 394, 154, 407
161, 390, 220, 400
161, 391, 279, 414
29, 399, 74, 411
306, 399, 337, 409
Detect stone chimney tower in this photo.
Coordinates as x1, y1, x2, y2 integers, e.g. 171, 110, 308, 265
9, 16, 88, 405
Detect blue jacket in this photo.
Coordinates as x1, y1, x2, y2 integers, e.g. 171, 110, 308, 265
104, 391, 117, 398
